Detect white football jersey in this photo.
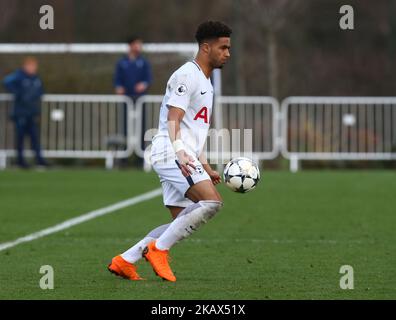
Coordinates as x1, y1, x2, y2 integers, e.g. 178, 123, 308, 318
151, 61, 214, 164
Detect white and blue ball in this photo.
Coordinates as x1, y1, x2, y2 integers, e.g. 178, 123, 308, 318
223, 157, 260, 193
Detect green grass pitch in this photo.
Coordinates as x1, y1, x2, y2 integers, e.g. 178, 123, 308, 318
0, 169, 395, 299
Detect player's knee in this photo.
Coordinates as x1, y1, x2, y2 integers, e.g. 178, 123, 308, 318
199, 200, 223, 220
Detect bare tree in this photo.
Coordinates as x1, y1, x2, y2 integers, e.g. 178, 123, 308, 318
241, 0, 306, 98
0, 0, 17, 33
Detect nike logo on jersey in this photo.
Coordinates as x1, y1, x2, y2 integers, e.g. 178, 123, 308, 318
200, 91, 207, 95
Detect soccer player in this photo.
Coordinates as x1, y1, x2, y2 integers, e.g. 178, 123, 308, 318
108, 21, 232, 282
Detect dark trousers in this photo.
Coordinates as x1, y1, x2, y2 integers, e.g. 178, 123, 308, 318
14, 116, 45, 166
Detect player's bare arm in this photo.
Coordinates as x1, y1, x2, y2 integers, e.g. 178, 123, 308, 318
167, 106, 196, 176
198, 152, 221, 185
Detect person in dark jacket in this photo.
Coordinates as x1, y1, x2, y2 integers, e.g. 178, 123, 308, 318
3, 57, 47, 168
114, 36, 152, 100
113, 36, 153, 166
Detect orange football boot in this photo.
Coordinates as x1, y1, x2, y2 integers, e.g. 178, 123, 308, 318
107, 255, 144, 281
143, 241, 176, 282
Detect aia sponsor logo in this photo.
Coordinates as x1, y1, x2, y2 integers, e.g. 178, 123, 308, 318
194, 106, 209, 123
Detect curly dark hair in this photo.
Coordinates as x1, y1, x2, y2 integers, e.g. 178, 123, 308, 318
195, 21, 232, 44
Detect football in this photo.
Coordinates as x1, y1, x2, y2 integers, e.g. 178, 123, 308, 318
223, 157, 260, 193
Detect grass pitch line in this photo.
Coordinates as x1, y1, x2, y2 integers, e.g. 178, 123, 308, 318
0, 188, 162, 252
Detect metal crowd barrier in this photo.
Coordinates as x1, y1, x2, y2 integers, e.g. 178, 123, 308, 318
1, 94, 395, 171
281, 97, 396, 171
134, 95, 280, 166
0, 94, 136, 169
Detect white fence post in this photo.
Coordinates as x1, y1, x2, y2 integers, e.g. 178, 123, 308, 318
290, 155, 299, 173
0, 153, 7, 170
105, 153, 114, 170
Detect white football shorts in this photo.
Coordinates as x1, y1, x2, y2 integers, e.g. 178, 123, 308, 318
152, 157, 211, 208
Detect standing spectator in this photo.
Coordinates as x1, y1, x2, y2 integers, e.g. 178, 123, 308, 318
113, 36, 152, 166
3, 57, 47, 169
114, 35, 152, 100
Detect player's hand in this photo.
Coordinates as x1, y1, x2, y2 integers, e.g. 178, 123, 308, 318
208, 170, 221, 185
175, 150, 196, 177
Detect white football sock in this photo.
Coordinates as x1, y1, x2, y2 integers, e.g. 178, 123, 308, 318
155, 200, 223, 251
121, 223, 170, 263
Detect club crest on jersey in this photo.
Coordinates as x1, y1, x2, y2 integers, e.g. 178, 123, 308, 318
175, 84, 187, 96
194, 106, 209, 123
195, 164, 204, 174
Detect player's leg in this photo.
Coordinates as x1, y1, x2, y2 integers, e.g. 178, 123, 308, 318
185, 179, 222, 203
154, 180, 222, 252
167, 205, 185, 219
143, 161, 223, 281
121, 224, 169, 261
119, 205, 183, 264
108, 223, 171, 280
108, 183, 186, 280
